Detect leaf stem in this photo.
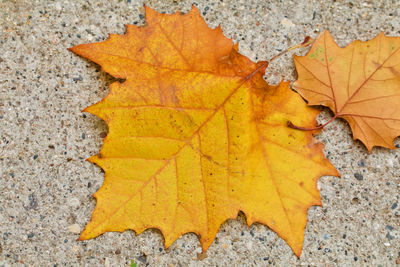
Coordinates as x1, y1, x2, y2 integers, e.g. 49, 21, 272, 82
287, 114, 338, 131
249, 36, 314, 78
269, 36, 314, 63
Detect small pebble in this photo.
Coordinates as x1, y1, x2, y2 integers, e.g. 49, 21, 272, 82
137, 255, 147, 263
386, 233, 394, 240
323, 233, 330, 240
357, 159, 365, 167
354, 173, 363, 180
387, 159, 393, 167
385, 225, 393, 231
196, 252, 208, 261
68, 198, 80, 208
281, 18, 295, 27
68, 224, 81, 234
73, 76, 82, 82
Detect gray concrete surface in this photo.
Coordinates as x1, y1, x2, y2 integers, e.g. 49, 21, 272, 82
0, 0, 399, 265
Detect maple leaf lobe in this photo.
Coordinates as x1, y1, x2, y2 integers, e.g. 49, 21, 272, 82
70, 6, 338, 257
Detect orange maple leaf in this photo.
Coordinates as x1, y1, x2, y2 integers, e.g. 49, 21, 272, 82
69, 6, 338, 257
292, 31, 400, 151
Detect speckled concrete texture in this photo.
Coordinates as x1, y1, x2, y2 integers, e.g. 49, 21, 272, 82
0, 0, 399, 265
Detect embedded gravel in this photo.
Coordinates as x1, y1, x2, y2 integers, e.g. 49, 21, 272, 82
0, 0, 399, 265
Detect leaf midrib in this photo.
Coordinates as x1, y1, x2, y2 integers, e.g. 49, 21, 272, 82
97, 51, 249, 78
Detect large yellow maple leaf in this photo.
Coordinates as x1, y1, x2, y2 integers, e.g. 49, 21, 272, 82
293, 31, 400, 151
69, 6, 338, 257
